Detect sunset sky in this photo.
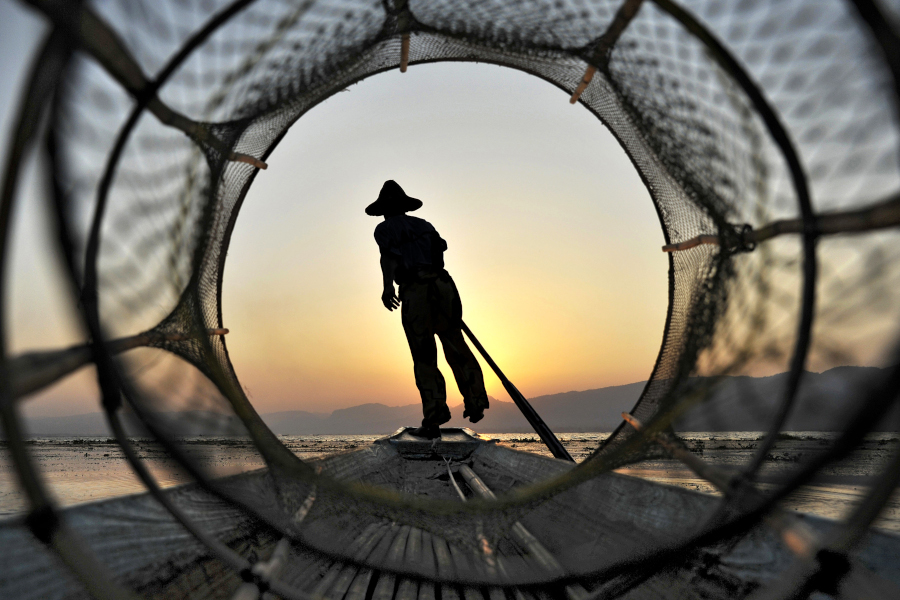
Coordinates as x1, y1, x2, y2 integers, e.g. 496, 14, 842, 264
222, 63, 669, 413
2, 3, 668, 418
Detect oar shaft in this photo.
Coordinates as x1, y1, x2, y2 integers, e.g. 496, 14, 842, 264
460, 320, 574, 462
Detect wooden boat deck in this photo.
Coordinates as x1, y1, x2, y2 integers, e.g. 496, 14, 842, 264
2, 428, 900, 599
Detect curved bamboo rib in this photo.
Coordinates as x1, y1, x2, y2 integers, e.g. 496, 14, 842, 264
621, 411, 898, 599
662, 193, 900, 252
651, 0, 818, 489
1, 329, 229, 404
619, 413, 819, 558
22, 0, 267, 170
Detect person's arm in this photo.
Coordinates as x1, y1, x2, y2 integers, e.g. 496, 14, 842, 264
380, 251, 400, 311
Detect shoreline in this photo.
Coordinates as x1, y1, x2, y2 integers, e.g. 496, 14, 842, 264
2, 432, 898, 532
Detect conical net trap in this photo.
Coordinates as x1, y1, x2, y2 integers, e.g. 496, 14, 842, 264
2, 0, 900, 598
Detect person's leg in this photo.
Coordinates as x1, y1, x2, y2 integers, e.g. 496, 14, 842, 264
401, 282, 451, 427
437, 327, 489, 419
432, 276, 489, 421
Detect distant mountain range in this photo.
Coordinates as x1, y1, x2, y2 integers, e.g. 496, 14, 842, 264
259, 379, 648, 435
18, 366, 898, 437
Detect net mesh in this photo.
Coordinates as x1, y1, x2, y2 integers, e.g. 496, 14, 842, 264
4, 0, 900, 597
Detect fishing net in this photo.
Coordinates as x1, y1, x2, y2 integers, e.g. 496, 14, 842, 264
3, 0, 900, 598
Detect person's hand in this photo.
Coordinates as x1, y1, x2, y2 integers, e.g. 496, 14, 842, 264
381, 287, 400, 311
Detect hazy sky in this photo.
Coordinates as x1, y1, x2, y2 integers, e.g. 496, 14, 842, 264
2, 3, 668, 417
223, 63, 668, 414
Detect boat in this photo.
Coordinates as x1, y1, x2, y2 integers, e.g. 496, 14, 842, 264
2, 428, 899, 599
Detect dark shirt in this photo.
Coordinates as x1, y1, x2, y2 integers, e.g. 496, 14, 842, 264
374, 214, 447, 282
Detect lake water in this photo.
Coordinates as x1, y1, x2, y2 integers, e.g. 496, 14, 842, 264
2, 432, 899, 533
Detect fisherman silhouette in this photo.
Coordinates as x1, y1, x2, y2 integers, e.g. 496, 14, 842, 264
368, 180, 490, 439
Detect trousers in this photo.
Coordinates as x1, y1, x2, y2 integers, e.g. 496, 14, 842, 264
399, 271, 489, 426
